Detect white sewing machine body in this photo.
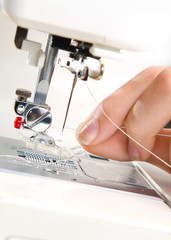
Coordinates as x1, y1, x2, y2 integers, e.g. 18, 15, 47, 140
2, 0, 171, 52
0, 0, 171, 239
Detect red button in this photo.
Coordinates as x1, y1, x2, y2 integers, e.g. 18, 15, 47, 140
14, 116, 22, 129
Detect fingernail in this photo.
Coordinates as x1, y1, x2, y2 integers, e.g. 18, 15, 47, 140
128, 141, 140, 160
77, 119, 98, 145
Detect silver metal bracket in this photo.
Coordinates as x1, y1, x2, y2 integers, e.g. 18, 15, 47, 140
58, 55, 104, 80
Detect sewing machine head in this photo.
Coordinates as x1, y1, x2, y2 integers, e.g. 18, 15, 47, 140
12, 27, 105, 149
3, 0, 108, 146
13, 31, 104, 146
1, 0, 171, 147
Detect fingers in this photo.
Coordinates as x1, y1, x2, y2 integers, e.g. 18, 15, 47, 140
76, 66, 166, 147
76, 66, 171, 173
147, 132, 171, 173
78, 129, 131, 161
125, 67, 171, 163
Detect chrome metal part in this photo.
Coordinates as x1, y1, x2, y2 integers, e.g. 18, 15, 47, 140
70, 39, 79, 47
134, 162, 171, 208
58, 56, 104, 80
34, 35, 58, 105
30, 133, 56, 147
14, 35, 56, 136
25, 106, 52, 132
17, 104, 25, 114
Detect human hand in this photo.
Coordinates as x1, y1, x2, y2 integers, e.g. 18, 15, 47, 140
76, 66, 171, 173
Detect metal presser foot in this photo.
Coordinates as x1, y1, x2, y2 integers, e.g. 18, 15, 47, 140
14, 88, 57, 151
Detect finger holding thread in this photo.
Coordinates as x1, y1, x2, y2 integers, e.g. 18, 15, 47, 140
77, 66, 166, 146
125, 67, 171, 163
147, 133, 171, 173
76, 66, 171, 173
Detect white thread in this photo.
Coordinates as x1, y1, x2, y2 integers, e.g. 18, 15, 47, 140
85, 83, 171, 169
121, 127, 171, 138
157, 133, 171, 137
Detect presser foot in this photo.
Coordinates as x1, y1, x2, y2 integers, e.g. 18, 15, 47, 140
18, 130, 61, 155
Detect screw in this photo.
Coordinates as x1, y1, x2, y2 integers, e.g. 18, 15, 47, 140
17, 104, 25, 114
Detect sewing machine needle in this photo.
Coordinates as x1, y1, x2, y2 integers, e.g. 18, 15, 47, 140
62, 75, 77, 131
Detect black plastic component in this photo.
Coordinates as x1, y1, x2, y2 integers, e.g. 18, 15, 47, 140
89, 154, 108, 161
14, 27, 98, 59
15, 27, 28, 49
52, 35, 97, 58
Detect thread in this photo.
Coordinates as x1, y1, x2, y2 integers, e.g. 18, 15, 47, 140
84, 82, 171, 169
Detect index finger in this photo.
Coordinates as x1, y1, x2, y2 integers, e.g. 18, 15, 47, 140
77, 66, 166, 146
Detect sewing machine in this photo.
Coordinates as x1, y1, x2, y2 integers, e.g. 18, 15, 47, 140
0, 0, 171, 239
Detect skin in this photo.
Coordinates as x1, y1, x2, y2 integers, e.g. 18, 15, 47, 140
76, 66, 171, 173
